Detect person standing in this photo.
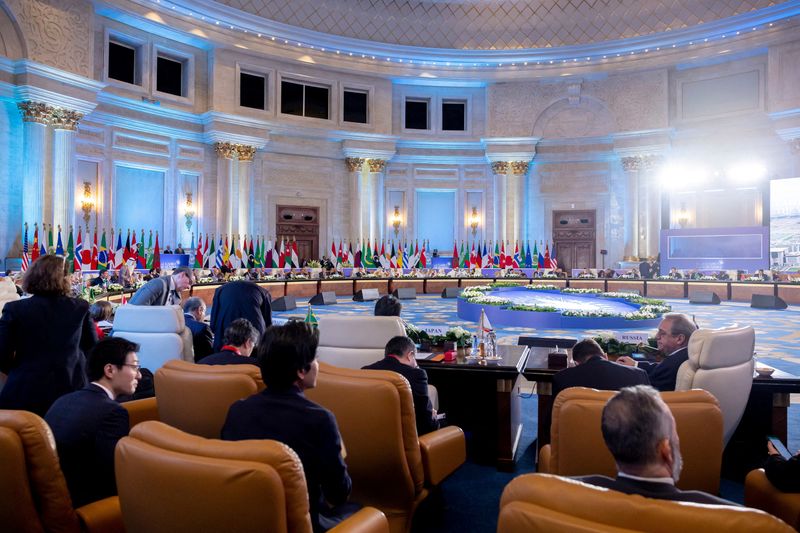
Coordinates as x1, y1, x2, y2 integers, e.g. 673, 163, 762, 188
129, 266, 194, 306
210, 280, 272, 352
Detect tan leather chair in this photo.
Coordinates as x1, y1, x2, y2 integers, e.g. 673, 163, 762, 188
745, 468, 800, 530
115, 420, 389, 533
306, 363, 466, 533
499, 473, 793, 532
112, 304, 194, 369
538, 387, 724, 494
153, 359, 264, 438
316, 315, 406, 369
0, 409, 123, 533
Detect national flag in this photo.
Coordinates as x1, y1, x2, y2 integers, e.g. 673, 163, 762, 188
202, 234, 210, 268
330, 241, 337, 266
74, 227, 84, 272
56, 226, 64, 256
208, 235, 217, 268
114, 230, 124, 270
145, 231, 154, 270
354, 240, 362, 268
292, 237, 300, 269
337, 241, 344, 268
451, 241, 459, 268
195, 234, 203, 268
551, 242, 559, 270
48, 224, 54, 254
230, 236, 241, 270
395, 241, 402, 268
360, 240, 370, 268
91, 228, 98, 270
152, 233, 161, 269
513, 241, 521, 268
265, 239, 274, 268
22, 223, 30, 272
80, 228, 93, 270
31, 224, 40, 262
402, 241, 409, 269
493, 241, 500, 267
525, 241, 533, 268
544, 243, 552, 269
249, 236, 256, 267
238, 235, 247, 269
420, 240, 427, 268
304, 304, 318, 326
66, 227, 75, 273
532, 241, 539, 269
390, 241, 397, 268
482, 241, 490, 268
130, 230, 139, 267
499, 241, 506, 269
378, 241, 389, 269
123, 230, 133, 264
469, 242, 477, 268
137, 230, 146, 268
223, 235, 231, 267
98, 230, 108, 271
538, 242, 545, 269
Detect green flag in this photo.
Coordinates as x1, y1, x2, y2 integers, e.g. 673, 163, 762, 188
146, 231, 155, 269
47, 224, 54, 254
304, 304, 318, 325
66, 227, 75, 273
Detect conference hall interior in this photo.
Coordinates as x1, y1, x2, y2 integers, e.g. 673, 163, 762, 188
3, 0, 800, 531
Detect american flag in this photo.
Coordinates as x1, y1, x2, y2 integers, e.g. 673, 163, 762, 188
551, 242, 559, 270
22, 224, 30, 272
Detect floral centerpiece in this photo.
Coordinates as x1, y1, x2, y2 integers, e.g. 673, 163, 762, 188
463, 294, 511, 306
508, 304, 558, 312
445, 326, 472, 347
541, 272, 559, 279
593, 332, 658, 356
227, 275, 244, 282
491, 280, 527, 288
526, 284, 560, 291
404, 323, 430, 344
306, 260, 321, 268
562, 287, 602, 294
108, 283, 124, 292
197, 276, 215, 284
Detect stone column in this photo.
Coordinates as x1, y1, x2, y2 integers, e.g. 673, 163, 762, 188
621, 156, 642, 260
491, 161, 510, 242
236, 145, 256, 236
509, 161, 530, 245
345, 157, 366, 242
214, 142, 237, 236
367, 159, 387, 242
640, 155, 663, 259
50, 108, 83, 232
18, 102, 51, 231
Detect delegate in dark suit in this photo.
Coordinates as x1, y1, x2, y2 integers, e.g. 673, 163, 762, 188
362, 356, 439, 435
222, 388, 351, 531
129, 277, 173, 306
199, 348, 258, 366
764, 453, 800, 492
552, 356, 650, 399
210, 281, 272, 352
44, 384, 129, 507
577, 475, 737, 506
183, 313, 214, 362
636, 347, 688, 392
0, 295, 96, 415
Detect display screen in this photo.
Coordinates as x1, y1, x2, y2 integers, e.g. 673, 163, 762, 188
770, 177, 800, 271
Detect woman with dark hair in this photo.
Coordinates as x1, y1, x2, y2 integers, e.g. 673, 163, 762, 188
0, 254, 97, 415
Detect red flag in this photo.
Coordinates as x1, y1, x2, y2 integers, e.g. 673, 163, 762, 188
452, 241, 459, 268
91, 228, 98, 269
31, 225, 40, 262
130, 230, 138, 266
420, 240, 427, 268
152, 233, 161, 268
195, 234, 204, 268
123, 230, 133, 263
74, 228, 83, 273
500, 241, 506, 269
544, 243, 552, 269
279, 237, 286, 268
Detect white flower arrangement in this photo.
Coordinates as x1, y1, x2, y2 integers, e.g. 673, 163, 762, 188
562, 309, 614, 317
699, 275, 717, 281
617, 273, 637, 279
526, 284, 560, 291
561, 288, 602, 294
460, 285, 493, 297
578, 273, 596, 279
228, 275, 244, 281
656, 275, 672, 280
745, 276, 764, 282
541, 272, 559, 279
464, 294, 511, 306
108, 283, 124, 292
625, 309, 659, 320
132, 280, 145, 289
601, 292, 642, 301
197, 277, 215, 284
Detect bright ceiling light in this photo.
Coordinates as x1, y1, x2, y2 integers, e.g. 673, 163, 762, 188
659, 164, 707, 190
727, 161, 767, 183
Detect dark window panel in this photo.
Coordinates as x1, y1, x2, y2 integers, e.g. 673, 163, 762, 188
405, 100, 428, 130
281, 80, 304, 116
304, 85, 329, 119
156, 56, 183, 96
343, 90, 368, 123
442, 101, 466, 131
240, 72, 266, 110
108, 41, 136, 85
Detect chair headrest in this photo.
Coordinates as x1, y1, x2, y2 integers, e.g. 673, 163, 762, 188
161, 359, 263, 384
113, 305, 186, 333
688, 326, 755, 369
317, 316, 405, 348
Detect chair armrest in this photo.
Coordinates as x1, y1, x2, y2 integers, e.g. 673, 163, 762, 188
122, 397, 159, 429
76, 496, 123, 533
538, 445, 551, 473
745, 469, 800, 530
330, 507, 389, 533
419, 426, 466, 486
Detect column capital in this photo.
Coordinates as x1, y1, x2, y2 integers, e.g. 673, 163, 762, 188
367, 159, 387, 173
510, 161, 531, 175
345, 157, 366, 172
491, 161, 510, 175
236, 145, 257, 162
621, 156, 643, 172
621, 154, 664, 172
17, 101, 51, 124
214, 142, 238, 160
790, 138, 800, 154
50, 108, 83, 131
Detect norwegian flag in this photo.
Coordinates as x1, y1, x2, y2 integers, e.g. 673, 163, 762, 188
22, 224, 30, 272
73, 227, 83, 273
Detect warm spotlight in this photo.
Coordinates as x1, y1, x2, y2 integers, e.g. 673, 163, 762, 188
659, 164, 707, 190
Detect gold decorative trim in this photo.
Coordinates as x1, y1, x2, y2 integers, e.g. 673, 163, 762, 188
214, 142, 238, 160
490, 161, 509, 175
621, 156, 642, 172
345, 157, 365, 172
510, 161, 530, 175
622, 154, 664, 172
50, 108, 83, 131
18, 101, 51, 124
367, 159, 387, 173
236, 145, 257, 162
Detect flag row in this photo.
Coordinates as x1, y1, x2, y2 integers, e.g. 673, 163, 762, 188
450, 240, 559, 270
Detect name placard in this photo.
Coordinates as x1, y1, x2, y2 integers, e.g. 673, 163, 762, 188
422, 326, 447, 335
616, 332, 649, 344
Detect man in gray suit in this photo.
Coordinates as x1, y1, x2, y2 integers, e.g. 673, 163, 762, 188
129, 266, 193, 306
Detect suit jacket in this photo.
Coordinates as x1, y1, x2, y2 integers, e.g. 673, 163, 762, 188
129, 276, 178, 306
639, 261, 651, 279
578, 475, 737, 506
222, 387, 351, 531
183, 313, 214, 362
44, 384, 129, 507
198, 348, 258, 366
552, 356, 650, 400
637, 347, 688, 392
0, 295, 97, 415
210, 281, 272, 352
362, 356, 439, 435
764, 453, 800, 492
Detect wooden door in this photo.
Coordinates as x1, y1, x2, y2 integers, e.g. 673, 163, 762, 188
276, 205, 319, 265
553, 210, 596, 271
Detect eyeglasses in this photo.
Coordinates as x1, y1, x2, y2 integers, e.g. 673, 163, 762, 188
122, 363, 141, 371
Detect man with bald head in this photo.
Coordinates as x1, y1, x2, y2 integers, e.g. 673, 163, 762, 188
617, 313, 696, 391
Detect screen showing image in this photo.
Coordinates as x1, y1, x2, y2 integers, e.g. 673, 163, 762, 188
770, 177, 800, 270
668, 233, 764, 259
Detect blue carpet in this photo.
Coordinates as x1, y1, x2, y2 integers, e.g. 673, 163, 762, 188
275, 295, 800, 531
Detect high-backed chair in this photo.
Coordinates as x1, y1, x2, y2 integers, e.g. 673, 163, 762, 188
745, 468, 800, 530
0, 276, 19, 314
0, 410, 123, 533
306, 364, 465, 533
499, 473, 793, 532
153, 359, 264, 438
676, 325, 755, 445
112, 304, 194, 370
538, 387, 723, 495
115, 420, 389, 533
316, 315, 406, 369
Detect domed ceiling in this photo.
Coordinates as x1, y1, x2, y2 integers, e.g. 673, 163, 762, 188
215, 0, 780, 50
